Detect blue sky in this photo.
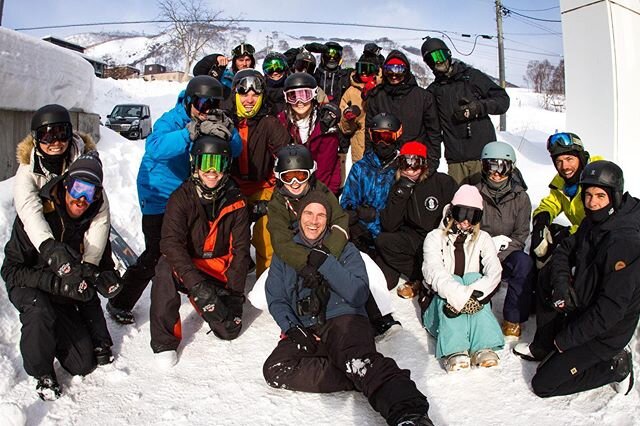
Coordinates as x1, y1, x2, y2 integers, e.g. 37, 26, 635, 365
3, 0, 563, 85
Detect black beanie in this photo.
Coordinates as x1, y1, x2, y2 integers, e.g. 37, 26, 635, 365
68, 151, 103, 187
296, 190, 332, 219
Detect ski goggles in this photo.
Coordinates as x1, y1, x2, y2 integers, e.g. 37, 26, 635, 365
232, 43, 255, 57
355, 62, 379, 76
399, 154, 426, 171
425, 49, 450, 67
66, 178, 99, 204
34, 122, 73, 145
371, 129, 402, 145
547, 132, 584, 151
284, 88, 317, 104
234, 75, 265, 95
482, 158, 513, 176
263, 58, 287, 75
196, 153, 230, 173
382, 63, 407, 76
325, 47, 342, 60
450, 205, 483, 225
191, 96, 219, 115
275, 166, 316, 185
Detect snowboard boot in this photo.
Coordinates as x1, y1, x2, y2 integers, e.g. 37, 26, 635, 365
373, 314, 402, 341
395, 412, 434, 426
397, 280, 421, 299
611, 347, 634, 395
445, 351, 471, 372
513, 342, 538, 361
36, 374, 62, 401
471, 349, 500, 368
501, 320, 521, 341
95, 345, 114, 366
154, 350, 178, 370
106, 301, 135, 325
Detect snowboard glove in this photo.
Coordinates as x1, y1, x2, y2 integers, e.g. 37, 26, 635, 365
443, 290, 485, 318
39, 239, 80, 277
342, 104, 362, 122
249, 200, 269, 223
286, 325, 319, 353
190, 281, 229, 324
299, 267, 324, 290
307, 247, 329, 269
531, 212, 551, 256
551, 281, 578, 313
356, 205, 377, 223
50, 269, 96, 302
94, 270, 123, 299
319, 103, 341, 133
492, 235, 512, 252
186, 120, 200, 141
394, 176, 416, 197
199, 118, 232, 140
346, 208, 359, 226
453, 100, 485, 123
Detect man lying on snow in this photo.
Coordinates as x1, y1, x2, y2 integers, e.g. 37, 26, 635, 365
2, 152, 121, 401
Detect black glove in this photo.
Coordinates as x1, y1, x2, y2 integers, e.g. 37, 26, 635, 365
190, 281, 229, 324
394, 176, 416, 197
346, 208, 359, 226
249, 200, 269, 222
531, 212, 551, 256
307, 247, 329, 269
453, 100, 485, 122
356, 205, 377, 223
81, 264, 122, 299
39, 239, 80, 277
319, 103, 341, 133
443, 290, 485, 318
50, 268, 95, 302
551, 281, 578, 313
343, 104, 362, 121
286, 325, 319, 353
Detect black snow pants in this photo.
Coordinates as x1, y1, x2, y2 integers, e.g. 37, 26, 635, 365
375, 230, 425, 290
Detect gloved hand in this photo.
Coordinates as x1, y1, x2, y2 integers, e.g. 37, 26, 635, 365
286, 325, 319, 353
343, 104, 362, 121
453, 100, 485, 122
186, 120, 200, 141
551, 280, 578, 313
492, 235, 512, 252
443, 290, 485, 318
39, 239, 80, 277
394, 176, 416, 197
50, 268, 95, 302
81, 263, 122, 299
249, 200, 269, 223
307, 247, 329, 269
190, 281, 229, 324
200, 112, 233, 140
346, 208, 359, 226
531, 212, 551, 256
356, 205, 377, 223
319, 103, 341, 133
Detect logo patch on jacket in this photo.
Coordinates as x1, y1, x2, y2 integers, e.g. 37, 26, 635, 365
424, 196, 439, 212
614, 261, 627, 271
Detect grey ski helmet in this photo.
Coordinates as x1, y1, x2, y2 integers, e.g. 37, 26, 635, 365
481, 141, 516, 162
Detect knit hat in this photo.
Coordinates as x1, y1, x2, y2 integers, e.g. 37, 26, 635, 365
296, 190, 332, 219
399, 141, 427, 159
385, 57, 407, 66
451, 184, 483, 210
68, 151, 103, 187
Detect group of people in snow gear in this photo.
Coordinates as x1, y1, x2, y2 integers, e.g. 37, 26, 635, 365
2, 36, 637, 421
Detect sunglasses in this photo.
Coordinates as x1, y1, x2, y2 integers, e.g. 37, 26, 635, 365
232, 43, 255, 57
355, 62, 379, 76
276, 169, 312, 185
197, 153, 230, 173
192, 96, 219, 115
450, 205, 483, 225
66, 178, 98, 204
482, 159, 513, 176
371, 130, 401, 145
35, 123, 72, 145
399, 154, 426, 171
547, 132, 584, 151
284, 88, 317, 104
383, 63, 407, 76
235, 76, 265, 95
263, 58, 286, 75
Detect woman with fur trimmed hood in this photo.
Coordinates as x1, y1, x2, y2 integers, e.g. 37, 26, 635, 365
14, 104, 110, 268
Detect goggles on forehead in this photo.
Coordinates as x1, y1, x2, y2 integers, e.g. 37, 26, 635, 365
66, 178, 98, 204
284, 87, 317, 105
399, 154, 426, 171
232, 43, 255, 57
191, 96, 219, 115
275, 166, 316, 185
235, 76, 265, 95
197, 153, 230, 173
383, 63, 407, 75
34, 122, 73, 145
263, 58, 286, 75
355, 62, 379, 76
482, 158, 513, 176
450, 205, 483, 225
547, 132, 584, 151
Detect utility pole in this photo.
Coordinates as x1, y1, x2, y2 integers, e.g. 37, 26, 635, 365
495, 0, 507, 131
0, 0, 4, 26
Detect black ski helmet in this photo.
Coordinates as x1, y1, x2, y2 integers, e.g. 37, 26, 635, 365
191, 134, 231, 158
31, 104, 71, 131
293, 51, 317, 74
185, 76, 224, 105
370, 112, 402, 132
579, 160, 624, 209
274, 144, 315, 173
232, 68, 265, 94
284, 72, 318, 91
322, 41, 343, 70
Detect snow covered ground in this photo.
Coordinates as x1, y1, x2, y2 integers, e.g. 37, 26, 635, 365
0, 78, 638, 425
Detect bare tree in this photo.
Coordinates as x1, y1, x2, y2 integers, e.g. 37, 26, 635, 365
549, 59, 565, 95
157, 0, 236, 81
525, 59, 554, 93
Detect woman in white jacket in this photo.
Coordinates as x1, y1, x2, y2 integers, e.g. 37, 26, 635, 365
422, 185, 504, 372
14, 104, 110, 269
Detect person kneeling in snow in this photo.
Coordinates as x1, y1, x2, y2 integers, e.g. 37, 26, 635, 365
2, 153, 120, 401
150, 135, 250, 368
422, 185, 504, 372
263, 192, 433, 426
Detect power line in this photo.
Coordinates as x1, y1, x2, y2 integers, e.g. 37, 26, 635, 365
509, 15, 562, 35
503, 8, 562, 23
503, 5, 559, 12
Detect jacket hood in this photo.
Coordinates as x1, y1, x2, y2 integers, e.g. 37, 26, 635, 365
601, 193, 640, 233
385, 50, 411, 74
16, 131, 96, 166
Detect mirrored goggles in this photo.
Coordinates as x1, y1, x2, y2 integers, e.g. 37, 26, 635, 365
263, 58, 286, 75
399, 154, 426, 171
482, 158, 513, 176
425, 49, 450, 67
450, 205, 483, 225
235, 76, 265, 95
34, 122, 73, 145
232, 43, 255, 57
355, 62, 379, 76
192, 96, 219, 114
371, 129, 400, 145
66, 178, 98, 204
284, 88, 317, 104
547, 132, 584, 151
326, 47, 342, 59
382, 63, 407, 75
276, 168, 312, 185
197, 153, 230, 173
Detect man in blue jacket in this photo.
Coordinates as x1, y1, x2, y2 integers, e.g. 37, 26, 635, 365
263, 191, 432, 426
107, 75, 240, 324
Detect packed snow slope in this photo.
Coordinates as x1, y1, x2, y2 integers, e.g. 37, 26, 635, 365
0, 77, 638, 426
